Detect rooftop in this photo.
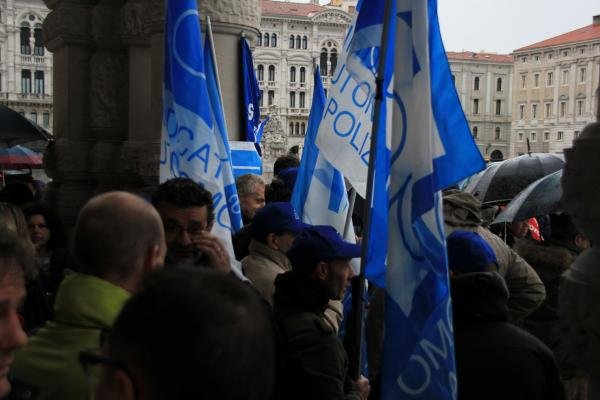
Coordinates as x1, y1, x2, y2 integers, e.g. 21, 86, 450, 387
261, 0, 326, 18
446, 51, 513, 63
515, 17, 600, 52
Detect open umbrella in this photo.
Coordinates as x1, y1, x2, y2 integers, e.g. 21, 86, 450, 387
464, 153, 564, 204
0, 104, 54, 147
493, 169, 563, 224
0, 145, 43, 169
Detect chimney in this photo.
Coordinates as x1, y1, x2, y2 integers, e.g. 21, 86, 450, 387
594, 15, 600, 25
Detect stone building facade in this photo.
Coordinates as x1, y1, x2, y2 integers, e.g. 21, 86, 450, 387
510, 15, 600, 157
448, 51, 513, 161
0, 0, 53, 132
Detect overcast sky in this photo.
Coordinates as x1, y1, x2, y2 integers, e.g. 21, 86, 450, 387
297, 0, 600, 54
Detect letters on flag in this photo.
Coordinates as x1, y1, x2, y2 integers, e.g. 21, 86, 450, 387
241, 37, 268, 156
160, 0, 243, 267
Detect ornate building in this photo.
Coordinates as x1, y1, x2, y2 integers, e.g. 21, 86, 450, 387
0, 0, 52, 132
448, 51, 514, 162
510, 15, 600, 157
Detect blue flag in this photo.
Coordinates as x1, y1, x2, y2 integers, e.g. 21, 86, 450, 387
160, 0, 244, 269
241, 37, 268, 156
229, 140, 263, 177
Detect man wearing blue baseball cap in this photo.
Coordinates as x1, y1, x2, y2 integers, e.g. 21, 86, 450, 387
273, 225, 370, 400
242, 202, 307, 304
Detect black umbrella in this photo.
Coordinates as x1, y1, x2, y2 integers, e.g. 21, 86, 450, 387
0, 104, 53, 147
464, 153, 564, 204
493, 169, 563, 224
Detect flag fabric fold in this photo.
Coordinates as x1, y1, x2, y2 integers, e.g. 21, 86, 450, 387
160, 0, 243, 270
241, 37, 268, 157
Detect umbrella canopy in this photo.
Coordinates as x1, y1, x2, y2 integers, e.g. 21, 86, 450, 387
0, 145, 43, 169
464, 153, 564, 204
0, 104, 54, 147
493, 170, 563, 224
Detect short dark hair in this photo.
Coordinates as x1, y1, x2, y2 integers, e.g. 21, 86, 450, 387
152, 178, 214, 227
22, 202, 67, 250
273, 154, 300, 177
0, 227, 32, 281
265, 178, 292, 203
108, 268, 275, 400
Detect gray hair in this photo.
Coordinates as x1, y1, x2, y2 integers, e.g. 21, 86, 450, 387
235, 174, 265, 197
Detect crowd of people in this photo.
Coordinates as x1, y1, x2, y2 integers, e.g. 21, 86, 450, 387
0, 150, 592, 400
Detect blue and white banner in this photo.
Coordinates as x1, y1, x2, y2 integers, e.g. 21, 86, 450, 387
363, 0, 486, 399
241, 37, 268, 156
315, 0, 387, 197
160, 1, 243, 263
230, 141, 263, 177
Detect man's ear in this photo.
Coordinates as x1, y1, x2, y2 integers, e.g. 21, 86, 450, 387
95, 369, 135, 400
265, 233, 278, 250
143, 244, 162, 272
312, 261, 329, 281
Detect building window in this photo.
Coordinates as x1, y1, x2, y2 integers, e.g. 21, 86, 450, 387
30, 111, 37, 123
42, 112, 49, 127
299, 92, 305, 108
472, 126, 478, 139
270, 34, 277, 48
521, 56, 527, 63
289, 91, 296, 108
545, 103, 551, 118
496, 77, 502, 92
302, 36, 308, 49
34, 71, 44, 94
21, 70, 31, 93
473, 76, 480, 91
577, 100, 584, 116
263, 33, 270, 47
494, 127, 500, 140
259, 89, 263, 107
289, 122, 294, 135
330, 49, 338, 76
534, 55, 539, 61
532, 104, 538, 119
258, 33, 262, 46
519, 104, 525, 119
574, 130, 580, 140
562, 50, 568, 57
495, 100, 501, 115
562, 70, 569, 85
295, 122, 300, 135
547, 71, 553, 86
560, 101, 566, 117
547, 52, 553, 60
534, 73, 539, 88
557, 131, 563, 140
544, 132, 550, 141
33, 24, 44, 56
320, 48, 328, 76
268, 65, 275, 81
257, 65, 264, 81
579, 67, 586, 83
289, 35, 294, 48
290, 67, 296, 83
518, 132, 524, 141
295, 35, 301, 49
531, 132, 537, 141
20, 24, 31, 54
521, 74, 527, 88
473, 99, 479, 115
301, 122, 306, 135
268, 90, 274, 106
300, 67, 306, 83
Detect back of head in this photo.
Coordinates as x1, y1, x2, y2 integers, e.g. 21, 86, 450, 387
0, 182, 35, 206
265, 178, 292, 203
0, 202, 29, 241
0, 227, 32, 283
447, 230, 497, 274
108, 268, 275, 400
273, 154, 300, 177
451, 272, 509, 322
549, 213, 578, 243
73, 191, 164, 282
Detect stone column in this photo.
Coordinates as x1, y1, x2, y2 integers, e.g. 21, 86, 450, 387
558, 121, 600, 400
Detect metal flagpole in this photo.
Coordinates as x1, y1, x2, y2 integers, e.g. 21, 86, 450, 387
347, 0, 395, 380
343, 188, 357, 238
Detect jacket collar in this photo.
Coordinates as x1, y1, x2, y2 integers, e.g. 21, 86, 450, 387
273, 271, 330, 314
248, 239, 292, 271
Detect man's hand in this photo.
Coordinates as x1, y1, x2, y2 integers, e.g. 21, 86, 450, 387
355, 375, 370, 400
194, 233, 231, 274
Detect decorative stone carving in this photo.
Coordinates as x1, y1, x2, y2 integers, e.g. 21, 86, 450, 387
43, 2, 93, 51
92, 2, 123, 50
121, 0, 146, 39
261, 107, 289, 164
312, 10, 352, 25
143, 0, 165, 34
90, 51, 128, 129
199, 0, 261, 28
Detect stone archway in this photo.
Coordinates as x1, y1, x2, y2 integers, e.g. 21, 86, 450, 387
490, 150, 504, 162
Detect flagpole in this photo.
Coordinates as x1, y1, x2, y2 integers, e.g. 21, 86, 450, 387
347, 0, 395, 380
206, 16, 225, 115
343, 188, 357, 238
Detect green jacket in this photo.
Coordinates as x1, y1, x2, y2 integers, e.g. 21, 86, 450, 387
273, 272, 363, 400
11, 273, 130, 400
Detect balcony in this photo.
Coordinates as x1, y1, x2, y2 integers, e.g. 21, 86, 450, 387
20, 55, 48, 65
288, 108, 309, 116
289, 82, 297, 88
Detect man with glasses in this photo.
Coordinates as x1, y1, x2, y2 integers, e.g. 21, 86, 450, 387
152, 178, 230, 273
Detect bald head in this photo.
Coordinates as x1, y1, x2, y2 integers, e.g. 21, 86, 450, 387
74, 192, 166, 286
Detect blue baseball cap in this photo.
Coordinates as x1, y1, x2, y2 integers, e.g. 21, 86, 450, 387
286, 225, 361, 273
250, 202, 308, 242
447, 230, 497, 273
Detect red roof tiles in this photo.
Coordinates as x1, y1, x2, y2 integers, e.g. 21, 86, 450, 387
446, 51, 513, 63
515, 23, 600, 52
261, 0, 326, 18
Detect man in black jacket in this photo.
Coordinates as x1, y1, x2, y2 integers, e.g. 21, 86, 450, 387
273, 225, 370, 400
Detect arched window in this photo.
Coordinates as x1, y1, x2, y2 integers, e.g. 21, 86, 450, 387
300, 67, 306, 83
289, 35, 295, 48
494, 127, 501, 140
320, 49, 328, 77
474, 76, 480, 91
330, 49, 338, 76
299, 92, 305, 108
34, 23, 43, 56
258, 33, 262, 46
268, 65, 275, 81
472, 126, 478, 139
295, 122, 300, 135
295, 35, 301, 49
290, 67, 296, 83
289, 91, 296, 108
34, 71, 44, 94
302, 36, 308, 49
496, 77, 502, 92
21, 69, 31, 93
257, 65, 264, 81
30, 111, 37, 123
271, 34, 277, 48
301, 122, 306, 134
490, 150, 503, 162
289, 122, 294, 135
20, 24, 31, 54
263, 33, 270, 47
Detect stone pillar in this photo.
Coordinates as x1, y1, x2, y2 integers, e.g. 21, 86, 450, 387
558, 121, 600, 400
44, 0, 261, 225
